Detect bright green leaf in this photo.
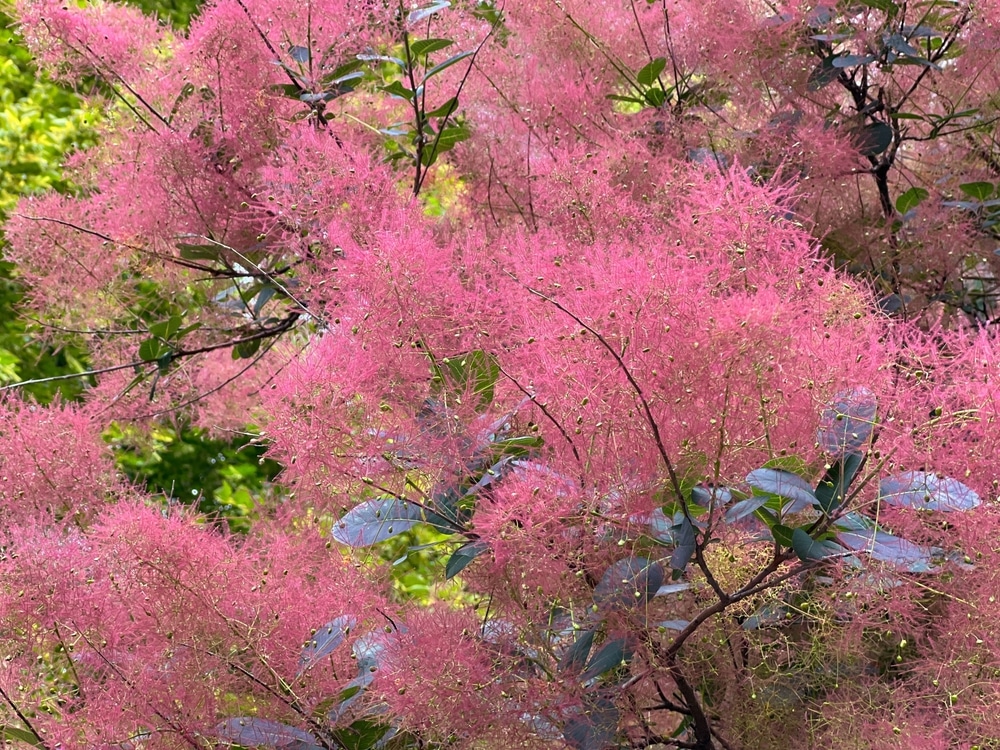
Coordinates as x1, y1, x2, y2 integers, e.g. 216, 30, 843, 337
636, 57, 667, 88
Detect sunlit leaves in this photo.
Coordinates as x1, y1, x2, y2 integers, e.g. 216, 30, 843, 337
332, 497, 453, 546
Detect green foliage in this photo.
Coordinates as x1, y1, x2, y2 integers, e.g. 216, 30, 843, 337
0, 12, 95, 401
105, 422, 282, 533
121, 0, 201, 28
0, 13, 97, 215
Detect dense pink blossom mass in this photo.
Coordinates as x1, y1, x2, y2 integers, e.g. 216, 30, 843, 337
3, 0, 1000, 747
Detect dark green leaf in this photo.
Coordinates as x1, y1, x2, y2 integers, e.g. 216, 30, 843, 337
233, 338, 262, 360
885, 33, 921, 57
330, 718, 396, 750
895, 54, 942, 69
807, 56, 839, 90
746, 468, 817, 512
177, 243, 221, 261
357, 53, 407, 67
814, 452, 863, 514
563, 697, 618, 750
168, 82, 196, 124
669, 516, 696, 573
1, 726, 45, 748
329, 672, 375, 722
148, 315, 183, 341
593, 557, 665, 610
580, 637, 632, 681
959, 181, 995, 201
253, 286, 277, 317
770, 523, 795, 547
421, 50, 475, 83
742, 602, 793, 630
322, 59, 365, 86
138, 338, 165, 362
896, 186, 930, 214
271, 82, 305, 98
445, 540, 488, 578
381, 80, 415, 101
854, 122, 893, 156
817, 386, 877, 455
636, 57, 666, 87
791, 527, 839, 562
857, 0, 899, 14
425, 96, 459, 119
725, 495, 769, 522
410, 37, 455, 57
429, 349, 498, 410
838, 528, 933, 572
558, 629, 595, 673
643, 87, 667, 108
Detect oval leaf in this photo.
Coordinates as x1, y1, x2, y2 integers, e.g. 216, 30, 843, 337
742, 602, 792, 630
833, 53, 876, 68
791, 527, 842, 562
445, 540, 488, 579
654, 582, 691, 597
594, 557, 665, 610
896, 186, 929, 215
563, 697, 619, 750
854, 122, 893, 156
669, 517, 697, 573
410, 37, 454, 57
558, 629, 595, 673
879, 471, 981, 512
817, 386, 877, 455
725, 495, 769, 523
421, 50, 474, 83
216, 719, 318, 748
807, 56, 839, 90
580, 637, 632, 681
746, 468, 817, 511
636, 57, 666, 87
299, 615, 356, 672
814, 452, 863, 514
407, 0, 450, 24
959, 181, 995, 201
332, 497, 446, 547
838, 529, 933, 572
